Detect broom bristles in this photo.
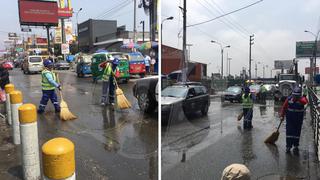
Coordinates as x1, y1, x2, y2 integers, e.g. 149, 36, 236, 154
264, 131, 279, 144
60, 100, 77, 121
116, 88, 131, 109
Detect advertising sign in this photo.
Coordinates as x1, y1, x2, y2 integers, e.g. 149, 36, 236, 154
36, 38, 48, 45
18, 0, 58, 26
305, 67, 319, 74
296, 41, 320, 58
54, 21, 62, 44
61, 43, 70, 54
274, 60, 293, 69
64, 21, 74, 44
58, 0, 73, 18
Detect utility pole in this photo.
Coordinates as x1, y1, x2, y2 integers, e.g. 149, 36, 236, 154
221, 49, 224, 78
263, 65, 265, 78
140, 21, 145, 43
46, 26, 50, 54
181, 0, 187, 82
249, 35, 254, 81
133, 0, 137, 43
255, 62, 257, 78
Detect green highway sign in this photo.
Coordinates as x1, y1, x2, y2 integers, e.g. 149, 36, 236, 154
15, 48, 24, 52
296, 41, 320, 58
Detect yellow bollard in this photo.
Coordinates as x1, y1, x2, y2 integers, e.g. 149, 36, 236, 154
18, 104, 41, 180
9, 90, 23, 145
5, 84, 14, 125
42, 137, 76, 180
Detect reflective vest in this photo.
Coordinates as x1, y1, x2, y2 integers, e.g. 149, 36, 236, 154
41, 69, 56, 90
242, 93, 253, 109
102, 63, 112, 81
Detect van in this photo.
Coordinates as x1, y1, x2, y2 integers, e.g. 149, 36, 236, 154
22, 56, 44, 74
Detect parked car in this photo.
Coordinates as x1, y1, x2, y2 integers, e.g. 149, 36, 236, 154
133, 76, 158, 113
263, 84, 276, 97
249, 84, 261, 100
161, 82, 210, 123
54, 60, 70, 70
22, 56, 43, 74
222, 86, 243, 103
2, 61, 13, 70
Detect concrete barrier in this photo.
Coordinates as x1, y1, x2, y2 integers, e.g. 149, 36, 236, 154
9, 90, 22, 145
18, 103, 41, 180
4, 84, 14, 125
42, 137, 76, 180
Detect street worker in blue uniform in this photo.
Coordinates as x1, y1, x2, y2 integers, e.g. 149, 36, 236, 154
38, 59, 61, 114
242, 86, 255, 129
280, 87, 308, 153
99, 56, 119, 106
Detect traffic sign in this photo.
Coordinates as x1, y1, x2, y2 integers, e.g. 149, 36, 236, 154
296, 41, 320, 58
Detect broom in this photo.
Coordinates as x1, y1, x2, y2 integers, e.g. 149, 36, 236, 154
56, 74, 77, 120
264, 120, 283, 144
114, 77, 131, 109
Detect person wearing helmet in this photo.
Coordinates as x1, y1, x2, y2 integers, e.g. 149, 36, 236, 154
109, 58, 120, 105
242, 86, 254, 129
280, 86, 308, 153
99, 55, 119, 106
37, 59, 61, 114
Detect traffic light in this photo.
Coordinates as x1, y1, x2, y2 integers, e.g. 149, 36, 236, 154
250, 34, 254, 45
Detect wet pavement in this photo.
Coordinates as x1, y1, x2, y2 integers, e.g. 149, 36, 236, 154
162, 99, 320, 180
0, 69, 158, 180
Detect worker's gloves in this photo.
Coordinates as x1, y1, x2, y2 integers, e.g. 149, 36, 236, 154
57, 85, 62, 91
280, 116, 284, 121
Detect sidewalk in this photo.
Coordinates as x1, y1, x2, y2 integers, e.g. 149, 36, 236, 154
0, 104, 21, 180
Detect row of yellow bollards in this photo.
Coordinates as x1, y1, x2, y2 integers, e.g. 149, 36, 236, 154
4, 83, 76, 180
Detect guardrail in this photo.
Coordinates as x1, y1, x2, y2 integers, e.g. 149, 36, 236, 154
308, 87, 320, 160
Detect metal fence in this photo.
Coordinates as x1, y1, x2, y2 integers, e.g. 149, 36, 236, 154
308, 88, 320, 160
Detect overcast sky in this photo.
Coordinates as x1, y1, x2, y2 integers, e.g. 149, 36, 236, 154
162, 0, 320, 77
0, 0, 148, 49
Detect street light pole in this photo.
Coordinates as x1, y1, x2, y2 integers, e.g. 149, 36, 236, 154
304, 29, 320, 86
76, 8, 82, 52
211, 40, 230, 78
161, 16, 174, 45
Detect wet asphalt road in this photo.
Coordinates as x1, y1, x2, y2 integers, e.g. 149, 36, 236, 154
6, 69, 158, 180
162, 98, 320, 180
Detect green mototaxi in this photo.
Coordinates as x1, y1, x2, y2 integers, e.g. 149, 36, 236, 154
91, 52, 130, 83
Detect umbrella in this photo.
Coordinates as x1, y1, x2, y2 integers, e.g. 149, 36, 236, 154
139, 41, 158, 50
121, 42, 140, 49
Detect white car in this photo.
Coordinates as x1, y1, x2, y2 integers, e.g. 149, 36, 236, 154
22, 56, 43, 74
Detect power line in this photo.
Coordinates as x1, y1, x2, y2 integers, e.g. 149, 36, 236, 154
94, 0, 131, 19
187, 0, 263, 27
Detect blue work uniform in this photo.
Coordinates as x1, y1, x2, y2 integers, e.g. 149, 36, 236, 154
285, 96, 305, 149
38, 69, 60, 113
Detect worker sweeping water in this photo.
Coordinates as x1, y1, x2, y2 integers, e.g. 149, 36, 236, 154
37, 59, 61, 114
99, 56, 119, 106
280, 87, 308, 153
242, 86, 254, 129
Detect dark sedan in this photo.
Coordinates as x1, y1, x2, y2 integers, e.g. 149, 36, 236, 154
161, 82, 210, 124
222, 86, 243, 103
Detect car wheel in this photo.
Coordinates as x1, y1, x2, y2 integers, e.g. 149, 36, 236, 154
137, 88, 156, 113
201, 103, 209, 116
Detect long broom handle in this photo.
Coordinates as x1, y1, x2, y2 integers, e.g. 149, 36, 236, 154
276, 120, 283, 131
56, 73, 64, 101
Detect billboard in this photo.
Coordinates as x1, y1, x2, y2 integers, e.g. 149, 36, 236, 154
58, 0, 73, 18
305, 67, 319, 74
36, 38, 48, 45
274, 60, 293, 69
296, 41, 320, 58
18, 0, 59, 26
64, 21, 74, 44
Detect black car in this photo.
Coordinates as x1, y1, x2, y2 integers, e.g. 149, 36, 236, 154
54, 60, 70, 70
161, 82, 210, 123
133, 76, 158, 113
222, 86, 243, 103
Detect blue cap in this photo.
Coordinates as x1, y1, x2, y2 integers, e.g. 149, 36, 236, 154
43, 59, 53, 67
112, 58, 120, 65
